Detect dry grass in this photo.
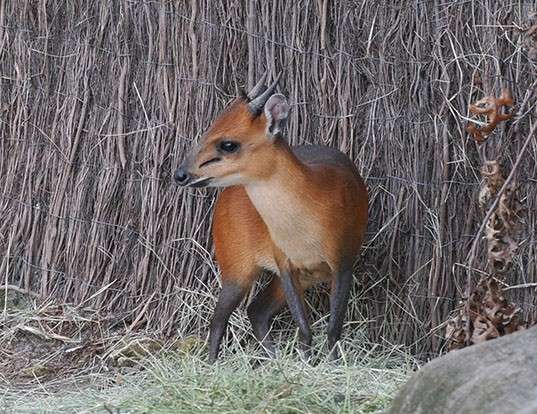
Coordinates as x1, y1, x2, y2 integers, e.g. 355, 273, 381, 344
3, 349, 412, 414
1, 290, 414, 414
1, 0, 537, 359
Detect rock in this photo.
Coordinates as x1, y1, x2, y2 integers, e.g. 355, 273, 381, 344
171, 335, 205, 354
108, 337, 163, 366
389, 326, 537, 414
20, 364, 52, 378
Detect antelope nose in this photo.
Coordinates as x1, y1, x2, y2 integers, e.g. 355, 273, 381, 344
174, 167, 190, 184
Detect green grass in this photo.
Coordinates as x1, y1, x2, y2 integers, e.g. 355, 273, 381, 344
2, 333, 412, 414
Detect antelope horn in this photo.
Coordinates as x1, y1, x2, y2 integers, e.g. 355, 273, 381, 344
247, 71, 268, 100
248, 72, 282, 115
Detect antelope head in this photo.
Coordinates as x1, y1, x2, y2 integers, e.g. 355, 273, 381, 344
175, 73, 290, 188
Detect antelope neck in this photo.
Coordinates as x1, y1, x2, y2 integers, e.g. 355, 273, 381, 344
245, 140, 310, 204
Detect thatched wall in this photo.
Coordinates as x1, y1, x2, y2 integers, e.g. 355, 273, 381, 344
1, 0, 536, 355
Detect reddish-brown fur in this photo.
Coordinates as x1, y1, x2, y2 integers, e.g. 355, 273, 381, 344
176, 89, 368, 362
212, 146, 368, 289
212, 186, 274, 285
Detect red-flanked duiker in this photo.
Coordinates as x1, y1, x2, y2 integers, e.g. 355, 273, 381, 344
175, 73, 368, 362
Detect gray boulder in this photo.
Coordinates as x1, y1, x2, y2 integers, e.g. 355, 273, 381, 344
389, 326, 537, 414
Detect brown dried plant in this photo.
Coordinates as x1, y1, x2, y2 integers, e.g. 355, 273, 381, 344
445, 163, 525, 351
466, 89, 514, 144
479, 161, 524, 275
3, 0, 537, 359
445, 278, 527, 351
446, 84, 527, 351
521, 11, 537, 59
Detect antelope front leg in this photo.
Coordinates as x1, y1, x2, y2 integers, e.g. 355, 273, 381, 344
278, 265, 312, 359
327, 266, 353, 360
208, 281, 249, 363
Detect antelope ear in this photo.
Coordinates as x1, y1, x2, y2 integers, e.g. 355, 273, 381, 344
264, 94, 289, 139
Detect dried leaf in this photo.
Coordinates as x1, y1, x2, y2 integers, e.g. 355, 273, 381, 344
472, 315, 499, 344
521, 11, 537, 59
466, 90, 514, 144
478, 162, 524, 275
445, 277, 528, 351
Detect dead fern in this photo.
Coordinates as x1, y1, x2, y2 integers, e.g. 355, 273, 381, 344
479, 161, 525, 275
465, 89, 514, 144
520, 11, 537, 60
445, 278, 527, 351
446, 89, 530, 351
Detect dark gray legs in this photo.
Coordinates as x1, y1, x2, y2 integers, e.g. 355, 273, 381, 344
208, 282, 247, 363
208, 266, 354, 362
246, 276, 286, 357
279, 270, 312, 357
327, 267, 353, 359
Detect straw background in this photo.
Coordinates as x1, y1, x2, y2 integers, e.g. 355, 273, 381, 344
1, 0, 536, 356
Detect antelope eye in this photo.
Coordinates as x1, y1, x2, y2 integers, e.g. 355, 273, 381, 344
218, 140, 240, 153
